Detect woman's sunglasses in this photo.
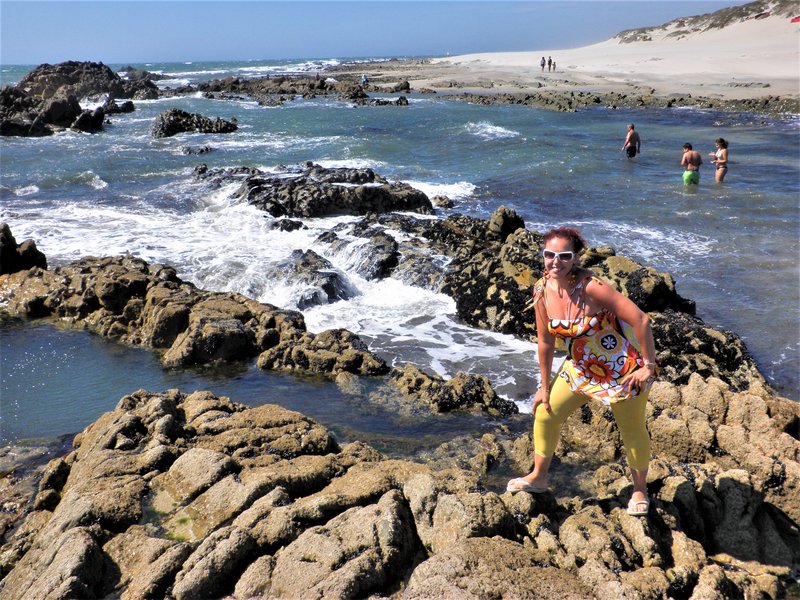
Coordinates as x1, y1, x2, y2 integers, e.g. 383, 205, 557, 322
542, 249, 574, 261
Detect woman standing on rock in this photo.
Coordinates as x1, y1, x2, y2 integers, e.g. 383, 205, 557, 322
507, 227, 658, 516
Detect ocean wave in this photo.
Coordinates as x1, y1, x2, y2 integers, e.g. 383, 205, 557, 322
156, 78, 192, 88
405, 180, 476, 201
465, 121, 520, 140
75, 171, 108, 190
316, 158, 388, 170
14, 185, 39, 196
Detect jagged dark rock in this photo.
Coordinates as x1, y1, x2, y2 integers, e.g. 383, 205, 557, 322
194, 162, 434, 218
118, 65, 165, 82
1, 61, 155, 136
16, 60, 158, 101
276, 249, 355, 309
71, 107, 105, 133
102, 98, 135, 115
151, 108, 238, 138
0, 223, 47, 274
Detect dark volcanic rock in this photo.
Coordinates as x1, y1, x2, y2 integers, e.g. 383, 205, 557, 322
118, 65, 165, 82
39, 92, 82, 127
195, 161, 434, 218
71, 107, 105, 133
316, 225, 399, 280
0, 223, 47, 274
16, 60, 157, 101
276, 249, 355, 309
102, 98, 135, 115
151, 108, 238, 138
1, 61, 153, 136
180, 144, 214, 155
650, 310, 762, 389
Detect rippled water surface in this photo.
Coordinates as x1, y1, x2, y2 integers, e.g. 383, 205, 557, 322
1, 59, 798, 447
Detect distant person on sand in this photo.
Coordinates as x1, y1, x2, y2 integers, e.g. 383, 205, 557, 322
540, 57, 546, 72
552, 61, 556, 71
709, 138, 729, 182
547, 56, 553, 72
680, 143, 702, 185
621, 123, 641, 158
360, 73, 368, 86
506, 226, 658, 518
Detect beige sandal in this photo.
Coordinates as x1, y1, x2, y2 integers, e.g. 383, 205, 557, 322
506, 477, 548, 494
626, 496, 650, 516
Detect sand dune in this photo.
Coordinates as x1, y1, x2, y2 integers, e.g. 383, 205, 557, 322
432, 10, 799, 99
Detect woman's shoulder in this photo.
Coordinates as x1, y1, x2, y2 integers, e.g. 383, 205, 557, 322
580, 271, 613, 295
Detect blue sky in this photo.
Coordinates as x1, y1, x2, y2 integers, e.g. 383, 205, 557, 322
1, 1, 748, 65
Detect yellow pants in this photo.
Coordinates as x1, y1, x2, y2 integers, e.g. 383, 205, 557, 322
533, 375, 651, 471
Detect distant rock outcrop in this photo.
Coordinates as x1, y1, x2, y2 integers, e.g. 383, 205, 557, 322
1, 61, 154, 136
16, 60, 157, 101
151, 108, 238, 138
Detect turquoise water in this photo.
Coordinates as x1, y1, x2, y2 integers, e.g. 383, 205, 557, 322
1, 59, 798, 448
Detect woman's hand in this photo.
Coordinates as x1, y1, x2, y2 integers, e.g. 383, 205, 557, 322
624, 366, 656, 395
532, 387, 552, 414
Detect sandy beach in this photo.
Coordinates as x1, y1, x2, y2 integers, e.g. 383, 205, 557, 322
349, 10, 799, 101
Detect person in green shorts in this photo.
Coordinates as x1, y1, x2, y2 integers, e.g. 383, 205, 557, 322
680, 143, 702, 184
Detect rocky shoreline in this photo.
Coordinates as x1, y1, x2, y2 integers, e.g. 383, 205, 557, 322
2, 59, 797, 138
2, 198, 799, 598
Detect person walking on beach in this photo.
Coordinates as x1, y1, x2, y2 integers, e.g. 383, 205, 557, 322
709, 138, 729, 182
540, 57, 546, 72
507, 227, 658, 517
621, 123, 641, 158
680, 143, 702, 185
547, 56, 553, 72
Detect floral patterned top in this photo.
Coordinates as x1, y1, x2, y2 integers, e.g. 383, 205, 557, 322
532, 276, 651, 405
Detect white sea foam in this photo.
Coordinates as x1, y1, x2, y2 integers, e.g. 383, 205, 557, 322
80, 95, 109, 110
73, 171, 108, 190
465, 121, 520, 140
316, 158, 388, 170
405, 180, 476, 201
14, 185, 39, 196
156, 78, 191, 88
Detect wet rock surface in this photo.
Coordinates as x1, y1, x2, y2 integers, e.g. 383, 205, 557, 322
445, 89, 800, 116
16, 61, 157, 101
151, 108, 238, 138
194, 161, 435, 218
